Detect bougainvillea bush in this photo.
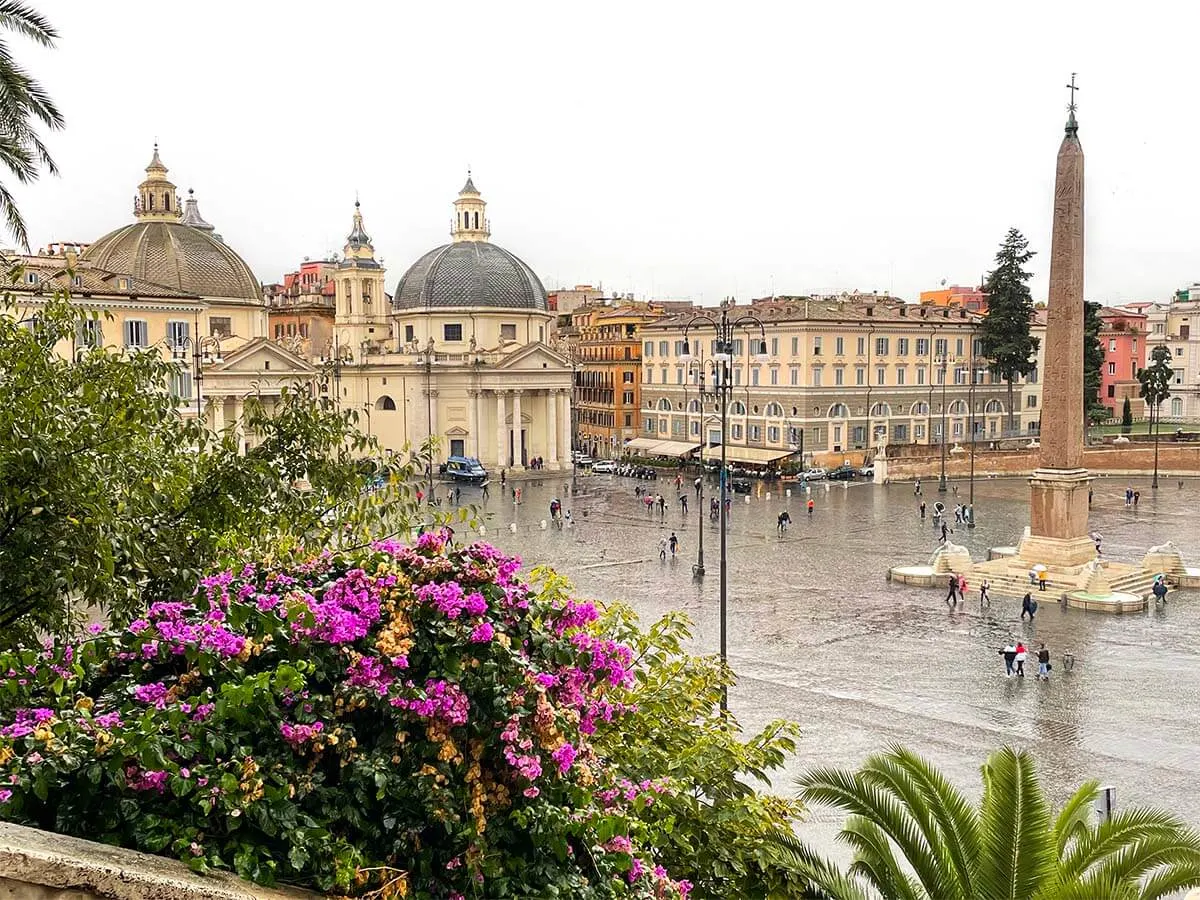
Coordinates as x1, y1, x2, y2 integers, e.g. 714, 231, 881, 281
0, 532, 692, 899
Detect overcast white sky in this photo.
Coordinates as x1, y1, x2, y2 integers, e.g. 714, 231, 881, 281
12, 1, 1200, 305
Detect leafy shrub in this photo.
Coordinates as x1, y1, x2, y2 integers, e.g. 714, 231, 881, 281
0, 533, 692, 899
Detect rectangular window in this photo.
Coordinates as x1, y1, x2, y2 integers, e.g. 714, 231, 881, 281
894, 424, 908, 441
973, 338, 983, 357
749, 425, 761, 442
658, 341, 669, 357
625, 413, 633, 427
791, 336, 799, 355
897, 338, 909, 356
751, 368, 759, 386
622, 391, 634, 404
1109, 338, 1117, 351
123, 319, 149, 348
954, 367, 967, 385
916, 338, 929, 356
731, 424, 743, 440
404, 324, 415, 343
857, 337, 866, 355
1027, 367, 1038, 383
500, 323, 517, 341
169, 369, 193, 400
1106, 385, 1115, 398
956, 338, 964, 356
274, 324, 283, 339
934, 338, 948, 358
953, 421, 963, 437
897, 367, 906, 385
659, 419, 667, 433
875, 337, 889, 356
443, 323, 463, 342
835, 336, 844, 355
790, 367, 799, 386
210, 317, 232, 338
623, 371, 634, 383
852, 425, 866, 444
733, 368, 741, 386
768, 426, 780, 442
855, 367, 865, 386
674, 340, 685, 356
732, 339, 744, 356
645, 369, 652, 384
1107, 361, 1116, 375
1132, 339, 1137, 353
812, 367, 823, 387
835, 367, 844, 386
917, 368, 926, 386
936, 368, 945, 385
876, 366, 886, 385
644, 341, 653, 357
676, 368, 684, 385
769, 337, 778, 356
770, 368, 778, 385
75, 319, 102, 349
813, 336, 822, 355
915, 424, 925, 439
1027, 395, 1038, 408
167, 319, 190, 348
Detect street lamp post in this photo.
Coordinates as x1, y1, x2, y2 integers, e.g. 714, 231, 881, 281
938, 354, 949, 493
967, 330, 977, 527
681, 301, 769, 713
172, 314, 223, 424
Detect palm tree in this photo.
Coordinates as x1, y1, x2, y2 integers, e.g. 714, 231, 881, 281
774, 745, 1200, 900
0, 1, 64, 249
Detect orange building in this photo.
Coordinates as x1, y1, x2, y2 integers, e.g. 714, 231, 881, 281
920, 284, 988, 313
266, 258, 337, 356
1098, 306, 1147, 418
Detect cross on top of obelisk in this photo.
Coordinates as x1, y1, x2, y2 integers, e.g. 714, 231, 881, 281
1065, 73, 1080, 134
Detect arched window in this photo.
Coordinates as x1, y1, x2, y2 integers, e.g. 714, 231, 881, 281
984, 399, 1004, 414
870, 402, 891, 417
765, 402, 784, 417
473, 211, 479, 229
148, 194, 154, 210
730, 400, 747, 415
1171, 397, 1184, 416
657, 398, 672, 411
828, 403, 849, 418
910, 401, 930, 416
948, 399, 968, 415
376, 395, 397, 411
688, 399, 700, 412
164, 193, 170, 211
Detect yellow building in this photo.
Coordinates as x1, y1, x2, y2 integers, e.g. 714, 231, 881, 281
638, 296, 1032, 468
5, 147, 313, 451
561, 302, 665, 458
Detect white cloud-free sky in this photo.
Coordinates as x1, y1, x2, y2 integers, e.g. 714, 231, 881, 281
12, 1, 1200, 305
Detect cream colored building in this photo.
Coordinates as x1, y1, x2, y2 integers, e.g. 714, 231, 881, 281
638, 297, 1034, 467
5, 147, 314, 451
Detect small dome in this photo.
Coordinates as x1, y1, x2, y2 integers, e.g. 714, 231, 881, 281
82, 221, 260, 300
393, 241, 547, 311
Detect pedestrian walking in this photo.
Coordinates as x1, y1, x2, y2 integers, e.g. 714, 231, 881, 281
945, 574, 959, 606
481, 482, 490, 500
501, 469, 507, 487
1037, 643, 1051, 681
1015, 642, 1027, 677
954, 505, 963, 525
980, 579, 991, 606
914, 479, 922, 496
694, 476, 702, 498
1037, 568, 1047, 592
1092, 531, 1102, 556
1088, 487, 1094, 507
1153, 575, 1169, 604
957, 574, 968, 599
1000, 642, 1017, 677
777, 511, 791, 535
939, 521, 950, 545
1021, 592, 1038, 621
658, 536, 668, 561
919, 500, 926, 519
679, 494, 689, 515
1133, 490, 1140, 507
709, 497, 719, 521
806, 498, 814, 516
668, 532, 678, 557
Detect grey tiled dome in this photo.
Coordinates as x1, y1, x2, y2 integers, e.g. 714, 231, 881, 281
393, 241, 547, 311
82, 221, 260, 300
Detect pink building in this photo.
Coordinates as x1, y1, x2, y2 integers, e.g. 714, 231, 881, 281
1098, 306, 1147, 418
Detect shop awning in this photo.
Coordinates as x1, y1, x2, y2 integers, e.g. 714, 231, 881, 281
706, 445, 797, 465
624, 438, 702, 457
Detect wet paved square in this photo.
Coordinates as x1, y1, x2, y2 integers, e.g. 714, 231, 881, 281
462, 472, 1200, 830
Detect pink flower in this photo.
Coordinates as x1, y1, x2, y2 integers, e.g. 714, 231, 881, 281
469, 621, 494, 643
523, 786, 539, 799
0, 790, 11, 803
133, 682, 168, 708
551, 742, 577, 775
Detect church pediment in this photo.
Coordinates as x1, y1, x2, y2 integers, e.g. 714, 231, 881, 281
445, 426, 470, 436
493, 342, 570, 372
215, 338, 315, 375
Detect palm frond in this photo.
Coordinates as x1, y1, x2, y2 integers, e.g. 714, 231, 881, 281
841, 815, 922, 900
768, 829, 873, 900
1052, 780, 1100, 860
0, 174, 28, 248
977, 747, 1053, 900
0, 0, 57, 46
1138, 859, 1200, 900
1060, 807, 1196, 882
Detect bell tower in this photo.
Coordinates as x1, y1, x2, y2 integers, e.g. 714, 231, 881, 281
335, 199, 388, 354
451, 171, 490, 242
133, 144, 181, 221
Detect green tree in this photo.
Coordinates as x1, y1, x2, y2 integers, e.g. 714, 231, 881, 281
1122, 396, 1134, 434
590, 602, 811, 898
0, 289, 418, 644
0, 2, 64, 248
979, 228, 1040, 434
1083, 301, 1107, 425
776, 745, 1200, 900
1138, 344, 1174, 489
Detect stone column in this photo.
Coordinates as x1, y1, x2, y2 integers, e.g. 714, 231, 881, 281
512, 390, 523, 466
209, 395, 225, 433
468, 389, 478, 459
233, 397, 245, 454
1023, 106, 1094, 568
547, 389, 559, 466
559, 390, 571, 464
426, 389, 439, 456
495, 390, 507, 470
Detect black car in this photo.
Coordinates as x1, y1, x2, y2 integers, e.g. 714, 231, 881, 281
731, 478, 752, 494
827, 464, 857, 481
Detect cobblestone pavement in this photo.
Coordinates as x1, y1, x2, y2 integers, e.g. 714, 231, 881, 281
454, 471, 1200, 838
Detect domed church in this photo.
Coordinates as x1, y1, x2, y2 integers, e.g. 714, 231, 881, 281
326, 175, 573, 471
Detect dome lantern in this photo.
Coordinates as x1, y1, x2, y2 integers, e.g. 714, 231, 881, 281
451, 170, 490, 242
133, 144, 181, 222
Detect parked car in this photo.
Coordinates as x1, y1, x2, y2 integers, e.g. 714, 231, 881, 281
731, 478, 752, 494
827, 464, 857, 481
591, 459, 617, 473
440, 455, 488, 484
575, 456, 594, 468
801, 467, 827, 481
858, 464, 875, 477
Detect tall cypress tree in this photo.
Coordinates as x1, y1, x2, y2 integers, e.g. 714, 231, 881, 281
1083, 301, 1106, 425
979, 228, 1040, 434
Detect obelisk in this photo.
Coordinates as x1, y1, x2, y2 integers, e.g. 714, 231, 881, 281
1022, 78, 1096, 568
